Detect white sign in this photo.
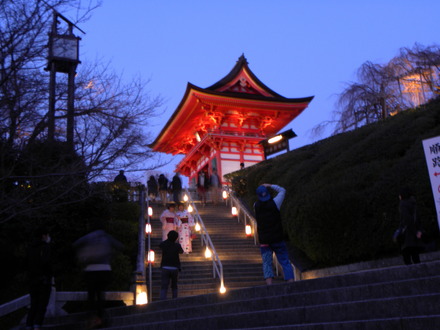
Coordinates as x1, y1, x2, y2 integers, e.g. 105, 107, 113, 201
422, 135, 440, 229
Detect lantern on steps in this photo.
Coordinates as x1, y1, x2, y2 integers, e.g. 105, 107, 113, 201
222, 190, 228, 200
145, 223, 152, 234
147, 250, 155, 263
231, 206, 238, 216
245, 224, 252, 237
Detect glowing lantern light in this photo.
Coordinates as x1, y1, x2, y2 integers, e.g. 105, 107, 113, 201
222, 190, 228, 200
219, 284, 226, 294
231, 207, 238, 216
145, 223, 152, 234
183, 194, 189, 202
245, 224, 252, 236
136, 291, 148, 305
148, 207, 153, 217
195, 223, 201, 232
188, 204, 193, 213
205, 247, 212, 259
147, 250, 155, 263
268, 135, 283, 144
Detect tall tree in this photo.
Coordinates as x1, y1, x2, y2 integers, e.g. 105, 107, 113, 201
320, 44, 440, 135
0, 0, 165, 224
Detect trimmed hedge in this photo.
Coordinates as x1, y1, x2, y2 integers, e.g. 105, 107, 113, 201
227, 97, 440, 267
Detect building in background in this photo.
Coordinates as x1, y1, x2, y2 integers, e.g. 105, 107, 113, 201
149, 55, 313, 187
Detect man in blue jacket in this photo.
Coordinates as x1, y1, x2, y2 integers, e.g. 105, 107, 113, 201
254, 183, 294, 285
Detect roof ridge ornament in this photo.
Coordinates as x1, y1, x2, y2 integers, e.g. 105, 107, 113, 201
237, 54, 248, 64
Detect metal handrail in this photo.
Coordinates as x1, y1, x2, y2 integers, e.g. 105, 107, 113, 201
226, 189, 258, 245
185, 189, 225, 291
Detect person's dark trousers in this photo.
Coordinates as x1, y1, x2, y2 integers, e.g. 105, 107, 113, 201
85, 271, 111, 317
26, 282, 52, 328
160, 268, 179, 300
402, 247, 421, 265
173, 191, 181, 203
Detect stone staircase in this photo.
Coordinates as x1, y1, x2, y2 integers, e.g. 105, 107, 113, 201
44, 259, 440, 329
31, 201, 440, 329
148, 202, 264, 300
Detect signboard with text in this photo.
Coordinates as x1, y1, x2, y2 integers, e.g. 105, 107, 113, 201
422, 135, 440, 229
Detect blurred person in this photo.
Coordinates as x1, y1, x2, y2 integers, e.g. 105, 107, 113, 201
73, 220, 123, 327
160, 203, 178, 241
147, 175, 158, 202
398, 187, 424, 265
158, 174, 169, 206
176, 203, 195, 254
25, 226, 53, 330
113, 170, 129, 202
170, 172, 182, 203
113, 170, 127, 184
209, 169, 221, 205
254, 183, 294, 285
197, 171, 208, 205
159, 230, 183, 300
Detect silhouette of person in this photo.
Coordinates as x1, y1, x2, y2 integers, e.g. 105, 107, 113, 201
158, 174, 169, 206
398, 187, 424, 265
25, 226, 53, 330
73, 220, 123, 326
197, 171, 208, 205
113, 170, 129, 202
170, 173, 182, 203
159, 230, 183, 300
254, 183, 294, 285
114, 170, 127, 184
147, 175, 158, 202
209, 169, 221, 204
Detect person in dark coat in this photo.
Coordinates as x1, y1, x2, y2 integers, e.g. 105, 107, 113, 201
398, 187, 424, 265
159, 230, 183, 300
197, 171, 209, 205
73, 220, 123, 325
147, 175, 158, 202
25, 226, 53, 330
158, 174, 169, 206
170, 173, 182, 203
113, 170, 129, 202
254, 183, 294, 285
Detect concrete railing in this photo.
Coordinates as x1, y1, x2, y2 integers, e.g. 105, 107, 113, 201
0, 290, 134, 318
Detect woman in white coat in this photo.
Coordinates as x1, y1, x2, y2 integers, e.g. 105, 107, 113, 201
160, 203, 178, 241
176, 203, 195, 253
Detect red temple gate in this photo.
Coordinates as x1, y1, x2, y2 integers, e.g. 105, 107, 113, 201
149, 55, 313, 187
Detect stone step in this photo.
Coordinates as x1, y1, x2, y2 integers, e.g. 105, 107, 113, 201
96, 270, 440, 329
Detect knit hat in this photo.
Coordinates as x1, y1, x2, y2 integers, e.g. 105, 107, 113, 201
256, 185, 270, 202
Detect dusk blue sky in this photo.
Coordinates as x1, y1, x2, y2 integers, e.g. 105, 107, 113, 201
75, 1, 439, 183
